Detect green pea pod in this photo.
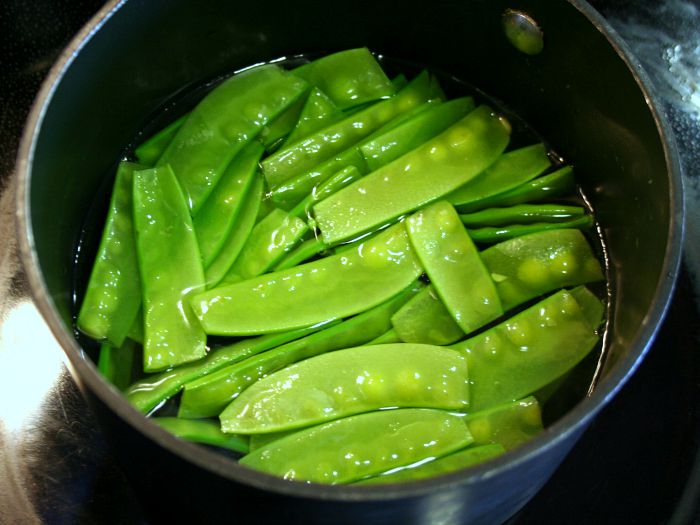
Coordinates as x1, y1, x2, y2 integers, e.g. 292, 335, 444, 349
77, 161, 144, 347
134, 114, 188, 166
239, 408, 474, 484
360, 97, 475, 171
258, 94, 307, 151
272, 237, 328, 271
203, 173, 264, 288
193, 142, 263, 267
391, 74, 408, 91
282, 88, 343, 148
453, 287, 604, 411
178, 283, 420, 418
262, 70, 437, 189
455, 165, 575, 214
221, 343, 469, 434
446, 143, 552, 210
463, 396, 543, 450
459, 204, 585, 227
98, 340, 137, 391
368, 328, 402, 345
126, 322, 331, 413
391, 285, 464, 345
292, 48, 395, 110
289, 165, 362, 219
223, 209, 309, 281
406, 201, 503, 334
158, 65, 309, 214
314, 105, 511, 244
132, 165, 207, 372
127, 311, 143, 344
153, 418, 249, 454
191, 223, 423, 336
467, 215, 594, 243
354, 444, 505, 485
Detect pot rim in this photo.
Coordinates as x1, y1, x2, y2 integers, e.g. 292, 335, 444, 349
14, 0, 685, 502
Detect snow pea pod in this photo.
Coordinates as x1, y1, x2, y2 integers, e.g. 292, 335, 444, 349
126, 322, 329, 413
282, 88, 342, 148
459, 204, 585, 227
158, 65, 308, 214
272, 238, 328, 271
289, 165, 362, 219
193, 142, 262, 267
368, 328, 402, 345
179, 283, 420, 418
262, 70, 437, 189
134, 113, 187, 166
467, 215, 593, 243
391, 285, 464, 345
453, 287, 604, 411
446, 143, 551, 210
406, 201, 502, 334
292, 48, 395, 110
239, 408, 474, 484
314, 105, 510, 244
191, 223, 423, 336
258, 94, 307, 151
463, 396, 543, 450
132, 165, 207, 372
98, 340, 136, 391
220, 343, 469, 434
153, 418, 249, 454
354, 444, 505, 485
77, 161, 143, 347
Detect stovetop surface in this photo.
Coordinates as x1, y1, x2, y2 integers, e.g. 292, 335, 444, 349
1, 1, 699, 523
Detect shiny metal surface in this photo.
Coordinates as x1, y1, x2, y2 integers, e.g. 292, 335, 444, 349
0, 0, 699, 523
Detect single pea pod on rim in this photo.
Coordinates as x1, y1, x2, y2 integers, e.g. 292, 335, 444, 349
220, 343, 470, 434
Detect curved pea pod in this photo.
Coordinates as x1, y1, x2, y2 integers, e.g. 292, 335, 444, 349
179, 283, 421, 418
314, 105, 511, 245
406, 201, 503, 334
126, 323, 330, 413
77, 161, 143, 347
220, 343, 469, 434
391, 285, 464, 345
480, 228, 604, 310
453, 287, 604, 411
464, 396, 543, 450
134, 113, 188, 166
272, 238, 328, 272
132, 165, 206, 372
193, 142, 263, 267
282, 88, 343, 148
158, 65, 309, 214
258, 94, 307, 151
153, 418, 249, 454
446, 143, 551, 211
239, 408, 474, 484
288, 165, 362, 219
191, 223, 423, 336
354, 444, 505, 485
459, 204, 585, 227
467, 215, 594, 244
292, 48, 395, 110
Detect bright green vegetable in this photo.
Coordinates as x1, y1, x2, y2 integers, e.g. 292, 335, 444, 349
191, 223, 423, 335
77, 161, 143, 347
463, 396, 543, 450
258, 94, 307, 150
153, 418, 249, 453
368, 328, 402, 345
272, 238, 328, 271
289, 165, 362, 219
134, 113, 188, 166
97, 340, 136, 391
406, 201, 503, 334
391, 285, 464, 345
467, 215, 594, 243
459, 204, 585, 227
314, 105, 511, 244
132, 165, 206, 372
282, 88, 343, 148
239, 408, 474, 483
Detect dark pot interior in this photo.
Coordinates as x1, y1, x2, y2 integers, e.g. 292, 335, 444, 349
17, 0, 683, 523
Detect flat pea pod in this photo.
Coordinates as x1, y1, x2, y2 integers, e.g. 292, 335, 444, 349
446, 143, 551, 211
463, 396, 543, 450
126, 323, 331, 413
193, 142, 263, 267
459, 204, 585, 227
406, 201, 502, 334
467, 215, 594, 244
191, 223, 423, 336
368, 328, 402, 345
134, 113, 188, 166
179, 283, 420, 418
391, 285, 464, 345
158, 65, 308, 214
258, 94, 307, 150
354, 444, 505, 485
97, 340, 136, 391
132, 165, 206, 372
220, 343, 469, 434
77, 161, 144, 347
314, 105, 511, 245
272, 237, 328, 272
455, 165, 574, 214
239, 408, 474, 484
153, 418, 249, 454
481, 228, 604, 310
289, 165, 362, 219
452, 287, 604, 411
282, 87, 342, 148
292, 48, 395, 110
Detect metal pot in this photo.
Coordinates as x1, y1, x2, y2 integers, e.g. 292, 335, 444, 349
15, 0, 684, 523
